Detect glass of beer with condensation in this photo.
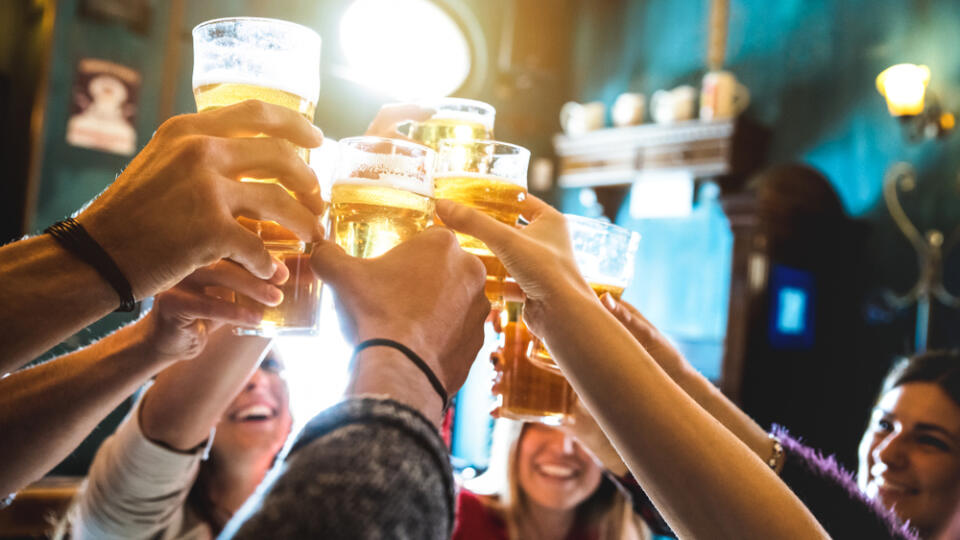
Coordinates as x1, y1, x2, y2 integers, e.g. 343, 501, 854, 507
330, 137, 436, 259
528, 215, 640, 370
434, 139, 529, 306
192, 17, 323, 336
409, 98, 495, 149
497, 301, 576, 424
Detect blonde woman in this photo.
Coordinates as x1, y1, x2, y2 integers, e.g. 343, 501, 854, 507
454, 413, 650, 540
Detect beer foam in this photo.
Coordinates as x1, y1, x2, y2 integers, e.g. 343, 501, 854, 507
335, 175, 433, 197
425, 98, 495, 131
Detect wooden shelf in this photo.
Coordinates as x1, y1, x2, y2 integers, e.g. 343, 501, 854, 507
553, 118, 767, 191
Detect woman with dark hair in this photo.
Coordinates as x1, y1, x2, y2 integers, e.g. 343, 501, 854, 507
60, 321, 292, 539
858, 350, 960, 539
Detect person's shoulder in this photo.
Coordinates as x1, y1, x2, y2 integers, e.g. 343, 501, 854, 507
453, 489, 507, 540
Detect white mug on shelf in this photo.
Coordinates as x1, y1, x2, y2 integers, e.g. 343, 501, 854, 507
650, 85, 697, 124
700, 70, 750, 120
560, 101, 605, 135
612, 92, 646, 127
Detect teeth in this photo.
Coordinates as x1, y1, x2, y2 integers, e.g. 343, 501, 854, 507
538, 464, 576, 478
237, 404, 273, 420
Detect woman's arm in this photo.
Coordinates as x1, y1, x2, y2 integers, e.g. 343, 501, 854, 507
0, 260, 281, 497
437, 198, 829, 540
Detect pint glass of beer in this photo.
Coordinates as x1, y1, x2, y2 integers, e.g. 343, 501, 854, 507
409, 98, 495, 149
497, 301, 576, 424
528, 215, 641, 369
434, 139, 530, 305
192, 17, 323, 336
330, 137, 436, 259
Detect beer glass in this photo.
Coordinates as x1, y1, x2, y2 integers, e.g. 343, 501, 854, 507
192, 17, 323, 336
330, 137, 436, 259
434, 139, 530, 305
528, 215, 641, 370
409, 98, 495, 149
497, 301, 576, 424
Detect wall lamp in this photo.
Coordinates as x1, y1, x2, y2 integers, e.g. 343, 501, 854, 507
877, 64, 955, 141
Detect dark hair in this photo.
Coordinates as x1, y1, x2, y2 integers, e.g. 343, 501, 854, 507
877, 349, 960, 409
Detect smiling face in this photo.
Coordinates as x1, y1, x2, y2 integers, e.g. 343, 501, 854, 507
212, 355, 293, 463
515, 424, 604, 512
858, 382, 960, 536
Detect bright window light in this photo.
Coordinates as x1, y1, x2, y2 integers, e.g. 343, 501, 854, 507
339, 0, 471, 99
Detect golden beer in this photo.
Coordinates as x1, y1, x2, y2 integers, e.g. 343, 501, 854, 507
235, 241, 320, 331
192, 17, 322, 336
433, 169, 527, 304
194, 82, 317, 163
193, 83, 322, 335
498, 302, 575, 424
529, 283, 626, 365
330, 182, 434, 259
410, 117, 492, 150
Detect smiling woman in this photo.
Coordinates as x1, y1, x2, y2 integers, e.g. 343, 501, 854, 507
857, 351, 960, 539
337, 0, 473, 99
453, 420, 650, 540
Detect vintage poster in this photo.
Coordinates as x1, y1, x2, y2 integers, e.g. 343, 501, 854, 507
65, 58, 140, 156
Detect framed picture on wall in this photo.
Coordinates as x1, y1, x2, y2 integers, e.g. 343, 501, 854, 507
79, 0, 152, 35
65, 58, 141, 156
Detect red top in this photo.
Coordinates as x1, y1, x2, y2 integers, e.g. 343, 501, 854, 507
452, 490, 598, 540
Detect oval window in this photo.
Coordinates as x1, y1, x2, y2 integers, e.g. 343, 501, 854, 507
339, 0, 472, 99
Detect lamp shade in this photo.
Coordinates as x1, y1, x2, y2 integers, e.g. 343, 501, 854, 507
876, 64, 930, 116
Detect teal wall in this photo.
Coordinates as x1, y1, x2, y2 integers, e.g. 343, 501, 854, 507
562, 0, 960, 381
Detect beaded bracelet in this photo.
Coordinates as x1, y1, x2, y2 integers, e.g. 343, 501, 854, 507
768, 433, 785, 473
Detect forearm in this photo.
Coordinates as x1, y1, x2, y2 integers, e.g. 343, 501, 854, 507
0, 317, 170, 495
0, 235, 118, 373
222, 398, 454, 540
140, 327, 272, 450
345, 346, 444, 427
672, 362, 774, 461
543, 291, 828, 539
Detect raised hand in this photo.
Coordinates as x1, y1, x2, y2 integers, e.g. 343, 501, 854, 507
144, 259, 287, 362
76, 99, 326, 300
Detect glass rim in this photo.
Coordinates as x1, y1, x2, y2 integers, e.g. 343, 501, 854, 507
338, 135, 437, 158
192, 17, 322, 47
420, 97, 495, 116
436, 138, 531, 159
564, 214, 640, 240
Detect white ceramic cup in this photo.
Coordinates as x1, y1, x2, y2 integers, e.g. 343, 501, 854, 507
560, 101, 606, 135
612, 92, 646, 127
700, 70, 750, 120
650, 85, 697, 124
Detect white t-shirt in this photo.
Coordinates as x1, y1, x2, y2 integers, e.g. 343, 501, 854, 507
68, 402, 212, 540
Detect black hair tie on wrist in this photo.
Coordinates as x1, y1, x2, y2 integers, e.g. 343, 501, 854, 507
352, 338, 449, 412
45, 217, 137, 312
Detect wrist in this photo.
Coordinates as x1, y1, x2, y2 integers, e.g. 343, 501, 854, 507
346, 345, 444, 426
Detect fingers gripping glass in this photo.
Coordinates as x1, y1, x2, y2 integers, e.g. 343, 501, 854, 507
192, 17, 324, 336
527, 215, 641, 372
433, 139, 530, 307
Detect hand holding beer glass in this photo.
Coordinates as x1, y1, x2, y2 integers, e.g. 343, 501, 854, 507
528, 216, 640, 369
330, 137, 436, 258
192, 17, 324, 336
434, 140, 530, 305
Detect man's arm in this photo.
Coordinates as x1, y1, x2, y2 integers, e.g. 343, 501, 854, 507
0, 99, 324, 372
0, 235, 119, 374
221, 229, 489, 538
